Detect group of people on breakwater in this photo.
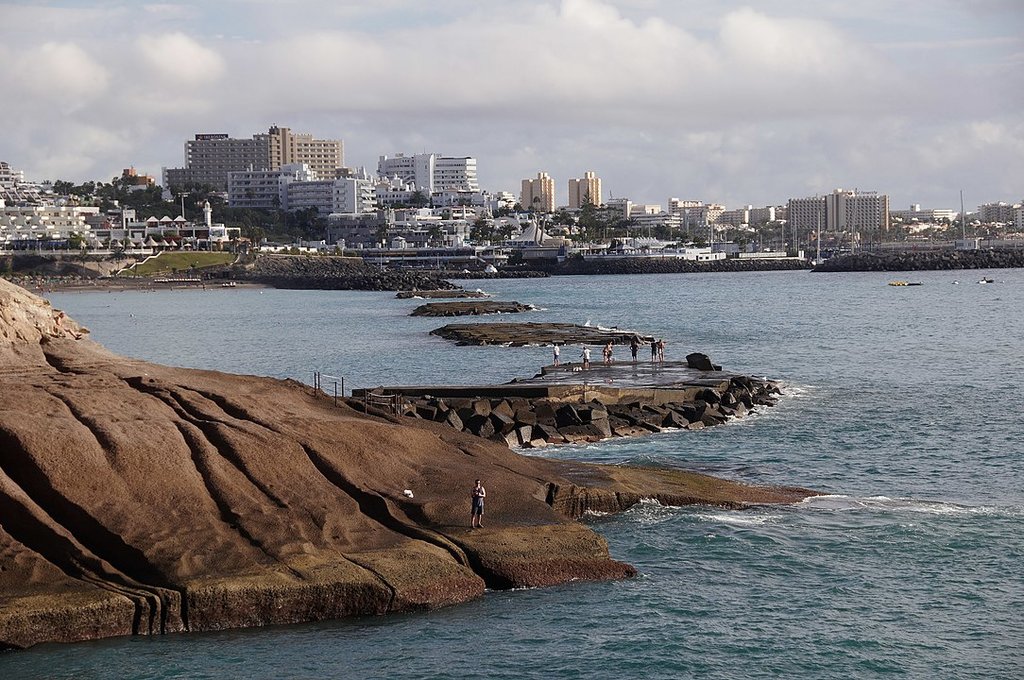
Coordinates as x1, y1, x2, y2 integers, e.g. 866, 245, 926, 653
554, 337, 667, 369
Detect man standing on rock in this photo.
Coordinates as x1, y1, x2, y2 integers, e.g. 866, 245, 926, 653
471, 479, 486, 528
580, 346, 591, 369
552, 343, 560, 366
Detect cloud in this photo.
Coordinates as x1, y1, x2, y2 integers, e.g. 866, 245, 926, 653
136, 33, 226, 86
0, 0, 1020, 210
7, 42, 110, 107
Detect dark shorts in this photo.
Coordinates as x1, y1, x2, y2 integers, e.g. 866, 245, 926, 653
472, 499, 484, 515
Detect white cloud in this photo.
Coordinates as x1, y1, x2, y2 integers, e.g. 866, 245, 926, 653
136, 33, 226, 86
9, 42, 110, 106
0, 0, 1020, 209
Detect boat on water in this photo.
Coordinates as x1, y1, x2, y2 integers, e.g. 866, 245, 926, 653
888, 280, 923, 287
978, 277, 994, 284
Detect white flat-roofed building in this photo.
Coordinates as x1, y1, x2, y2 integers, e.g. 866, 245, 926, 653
377, 153, 479, 194
286, 180, 335, 214
375, 176, 418, 206
0, 204, 99, 246
889, 204, 957, 224
228, 163, 317, 210
332, 170, 376, 215
977, 201, 1018, 224
716, 207, 750, 227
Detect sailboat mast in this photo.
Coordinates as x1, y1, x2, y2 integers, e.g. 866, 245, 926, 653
960, 189, 967, 239
816, 195, 822, 263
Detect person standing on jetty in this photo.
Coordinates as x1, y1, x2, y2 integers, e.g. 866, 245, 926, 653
552, 343, 560, 366
471, 479, 486, 528
581, 346, 591, 369
630, 337, 640, 362
657, 338, 666, 363
651, 339, 658, 363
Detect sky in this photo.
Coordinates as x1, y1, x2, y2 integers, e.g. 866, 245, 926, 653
0, 0, 1021, 211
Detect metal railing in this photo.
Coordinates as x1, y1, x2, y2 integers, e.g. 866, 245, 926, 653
362, 390, 404, 415
313, 371, 345, 406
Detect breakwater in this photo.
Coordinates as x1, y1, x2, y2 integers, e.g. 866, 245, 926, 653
814, 249, 1024, 272
354, 356, 778, 448
240, 254, 459, 291
538, 256, 810, 276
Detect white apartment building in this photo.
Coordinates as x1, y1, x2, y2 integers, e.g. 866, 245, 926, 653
227, 164, 317, 210
286, 180, 335, 214
977, 201, 1019, 224
630, 204, 662, 216
889, 204, 957, 224
375, 176, 419, 206
332, 173, 376, 215
0, 204, 99, 246
667, 199, 724, 230
568, 171, 602, 209
377, 153, 479, 193
716, 207, 750, 227
521, 172, 555, 213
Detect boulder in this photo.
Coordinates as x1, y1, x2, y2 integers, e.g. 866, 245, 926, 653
686, 352, 720, 371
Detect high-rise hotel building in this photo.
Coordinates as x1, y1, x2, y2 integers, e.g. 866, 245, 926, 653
788, 189, 890, 239
521, 172, 555, 212
164, 126, 344, 191
567, 171, 602, 209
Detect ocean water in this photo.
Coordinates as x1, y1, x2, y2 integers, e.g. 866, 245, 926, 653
4, 269, 1023, 678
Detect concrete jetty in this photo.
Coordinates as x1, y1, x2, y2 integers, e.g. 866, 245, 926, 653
353, 359, 780, 446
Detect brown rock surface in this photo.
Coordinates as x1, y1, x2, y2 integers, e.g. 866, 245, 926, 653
0, 279, 815, 649
430, 322, 653, 347
410, 301, 534, 317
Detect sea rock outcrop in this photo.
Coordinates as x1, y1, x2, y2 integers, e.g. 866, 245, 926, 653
410, 301, 535, 317
430, 322, 653, 347
0, 279, 814, 650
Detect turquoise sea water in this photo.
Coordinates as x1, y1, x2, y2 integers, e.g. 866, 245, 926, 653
4, 270, 1023, 678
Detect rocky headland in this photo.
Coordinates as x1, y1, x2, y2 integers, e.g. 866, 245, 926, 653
813, 249, 1024, 272
0, 279, 815, 650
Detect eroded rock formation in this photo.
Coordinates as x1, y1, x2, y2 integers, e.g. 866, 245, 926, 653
0, 279, 814, 650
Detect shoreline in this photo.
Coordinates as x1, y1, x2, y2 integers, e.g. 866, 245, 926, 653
0, 277, 816, 650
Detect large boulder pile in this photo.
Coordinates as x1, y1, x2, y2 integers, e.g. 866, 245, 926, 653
242, 255, 460, 291
814, 249, 1024, 272
389, 375, 780, 447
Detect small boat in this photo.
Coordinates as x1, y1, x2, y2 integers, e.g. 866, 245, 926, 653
888, 280, 923, 287
221, 281, 237, 288
977, 277, 994, 284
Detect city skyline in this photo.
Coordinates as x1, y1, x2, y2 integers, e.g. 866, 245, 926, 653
0, 0, 1021, 211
